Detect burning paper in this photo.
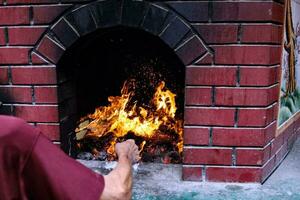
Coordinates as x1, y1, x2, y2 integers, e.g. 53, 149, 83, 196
75, 80, 183, 163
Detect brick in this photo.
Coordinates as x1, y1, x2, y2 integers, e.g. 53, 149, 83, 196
65, 5, 97, 36
0, 7, 30, 25
159, 16, 190, 48
238, 104, 277, 127
31, 51, 49, 64
176, 35, 207, 65
264, 122, 276, 144
52, 18, 79, 48
0, 47, 30, 64
8, 27, 46, 45
37, 36, 65, 64
0, 86, 32, 103
0, 67, 9, 84
183, 147, 232, 165
213, 128, 265, 147
184, 127, 210, 145
215, 85, 279, 106
141, 4, 169, 35
195, 53, 213, 65
186, 66, 237, 86
185, 107, 235, 126
241, 24, 282, 44
274, 142, 288, 166
167, 2, 209, 22
0, 28, 5, 45
240, 66, 279, 86
185, 87, 211, 106
213, 45, 281, 65
212, 2, 284, 23
14, 105, 59, 122
36, 123, 60, 141
206, 167, 261, 182
236, 146, 270, 166
182, 166, 202, 181
193, 24, 238, 44
33, 5, 71, 24
34, 86, 58, 103
262, 155, 275, 181
11, 66, 57, 85
270, 133, 284, 156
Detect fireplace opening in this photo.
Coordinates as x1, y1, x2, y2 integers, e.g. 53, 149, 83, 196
57, 26, 185, 164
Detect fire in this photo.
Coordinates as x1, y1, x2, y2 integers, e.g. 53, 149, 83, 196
75, 80, 183, 163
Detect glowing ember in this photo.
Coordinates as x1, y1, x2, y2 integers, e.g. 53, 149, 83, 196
75, 80, 183, 163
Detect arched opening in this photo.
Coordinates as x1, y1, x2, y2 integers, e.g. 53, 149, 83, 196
57, 26, 185, 163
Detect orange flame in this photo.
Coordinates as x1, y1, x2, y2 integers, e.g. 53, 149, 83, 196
76, 80, 183, 160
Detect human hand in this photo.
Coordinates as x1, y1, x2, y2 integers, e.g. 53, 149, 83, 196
115, 139, 140, 164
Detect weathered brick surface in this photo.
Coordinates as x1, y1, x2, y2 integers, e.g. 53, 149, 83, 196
186, 66, 237, 86
8, 27, 46, 45
215, 85, 279, 106
238, 104, 277, 127
241, 24, 282, 44
0, 28, 5, 45
11, 66, 57, 85
185, 107, 235, 126
239, 66, 280, 86
212, 124, 276, 147
212, 2, 284, 23
185, 87, 211, 106
0, 67, 9, 84
206, 167, 261, 182
34, 86, 58, 103
236, 145, 270, 166
0, 86, 32, 103
0, 7, 30, 25
193, 24, 238, 44
37, 36, 65, 63
33, 5, 71, 24
0, 47, 30, 64
184, 147, 232, 165
167, 2, 209, 22
182, 166, 202, 181
213, 45, 281, 65
14, 105, 59, 123
184, 127, 210, 145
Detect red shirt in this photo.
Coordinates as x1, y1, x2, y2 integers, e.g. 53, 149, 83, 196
0, 115, 104, 200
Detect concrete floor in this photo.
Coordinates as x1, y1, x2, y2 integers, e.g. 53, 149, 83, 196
80, 137, 300, 200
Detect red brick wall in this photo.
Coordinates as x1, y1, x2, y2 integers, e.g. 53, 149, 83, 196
0, 0, 295, 183
169, 0, 286, 183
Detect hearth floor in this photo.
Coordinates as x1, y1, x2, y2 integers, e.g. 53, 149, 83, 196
80, 137, 300, 200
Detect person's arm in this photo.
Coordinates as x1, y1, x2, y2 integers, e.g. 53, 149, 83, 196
100, 139, 139, 200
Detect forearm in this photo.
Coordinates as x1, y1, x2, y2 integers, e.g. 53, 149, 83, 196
100, 155, 133, 200
115, 155, 133, 188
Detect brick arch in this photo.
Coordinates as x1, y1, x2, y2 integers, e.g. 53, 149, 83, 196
32, 0, 212, 66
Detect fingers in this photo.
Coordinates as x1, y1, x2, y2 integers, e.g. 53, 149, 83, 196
115, 139, 141, 163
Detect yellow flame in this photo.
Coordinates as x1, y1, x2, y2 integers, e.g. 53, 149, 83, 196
77, 80, 183, 159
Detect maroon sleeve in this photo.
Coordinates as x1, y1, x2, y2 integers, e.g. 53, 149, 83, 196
0, 115, 104, 200
0, 115, 40, 199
